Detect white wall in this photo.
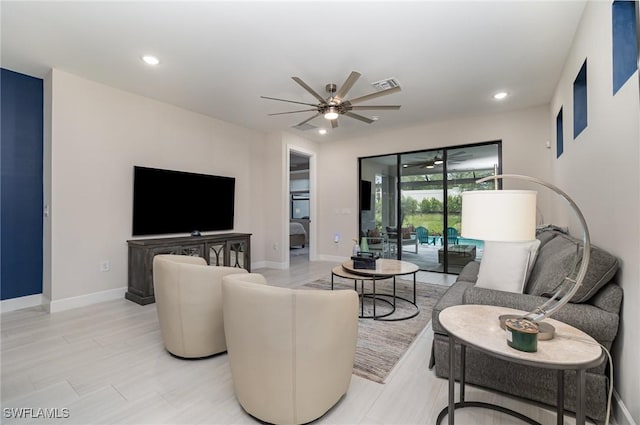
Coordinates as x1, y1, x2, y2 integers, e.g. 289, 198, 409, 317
258, 132, 286, 268
549, 2, 639, 423
253, 131, 320, 268
47, 69, 265, 304
316, 105, 552, 260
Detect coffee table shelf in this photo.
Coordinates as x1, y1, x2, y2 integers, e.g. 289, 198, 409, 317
331, 259, 420, 321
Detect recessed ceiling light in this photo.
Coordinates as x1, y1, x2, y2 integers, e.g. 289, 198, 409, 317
493, 91, 508, 100
318, 128, 327, 135
142, 55, 160, 66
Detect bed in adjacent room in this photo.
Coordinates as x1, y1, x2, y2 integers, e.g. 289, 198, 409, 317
289, 221, 307, 248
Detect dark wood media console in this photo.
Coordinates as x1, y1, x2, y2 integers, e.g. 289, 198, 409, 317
125, 233, 251, 305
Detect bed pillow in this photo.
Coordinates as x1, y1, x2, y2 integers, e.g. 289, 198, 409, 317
475, 240, 541, 293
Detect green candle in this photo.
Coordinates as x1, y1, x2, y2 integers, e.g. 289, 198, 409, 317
505, 318, 539, 352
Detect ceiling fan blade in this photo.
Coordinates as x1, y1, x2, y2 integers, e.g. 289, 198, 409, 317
334, 71, 361, 102
344, 111, 374, 124
268, 109, 318, 116
260, 96, 318, 107
349, 105, 401, 110
330, 119, 339, 129
347, 86, 401, 105
296, 112, 322, 127
291, 77, 328, 105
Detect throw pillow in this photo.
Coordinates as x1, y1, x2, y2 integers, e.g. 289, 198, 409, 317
475, 240, 541, 293
527, 233, 618, 303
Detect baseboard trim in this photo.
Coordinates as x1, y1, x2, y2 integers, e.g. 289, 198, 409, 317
317, 254, 348, 263
47, 287, 127, 313
613, 389, 637, 425
253, 261, 288, 270
251, 261, 267, 270
0, 294, 44, 313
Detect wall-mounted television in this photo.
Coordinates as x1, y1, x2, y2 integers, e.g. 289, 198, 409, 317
132, 166, 235, 236
360, 180, 372, 211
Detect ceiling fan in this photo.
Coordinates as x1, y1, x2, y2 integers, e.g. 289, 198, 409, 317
261, 71, 401, 129
404, 151, 473, 169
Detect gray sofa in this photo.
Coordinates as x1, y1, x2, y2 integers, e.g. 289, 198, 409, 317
431, 227, 622, 422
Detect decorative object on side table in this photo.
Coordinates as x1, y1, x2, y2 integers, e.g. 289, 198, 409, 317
352, 238, 361, 256
461, 173, 592, 350
351, 251, 378, 270
504, 317, 538, 352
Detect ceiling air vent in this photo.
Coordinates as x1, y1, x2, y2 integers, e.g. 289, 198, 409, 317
371, 78, 400, 90
292, 123, 317, 131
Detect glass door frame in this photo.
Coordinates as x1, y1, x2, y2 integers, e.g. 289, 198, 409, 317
358, 140, 502, 274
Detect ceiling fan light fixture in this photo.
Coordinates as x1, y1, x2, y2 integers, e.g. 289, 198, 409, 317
324, 107, 339, 120
263, 71, 401, 128
434, 158, 444, 165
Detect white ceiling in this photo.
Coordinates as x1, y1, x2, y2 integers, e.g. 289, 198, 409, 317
1, 1, 585, 143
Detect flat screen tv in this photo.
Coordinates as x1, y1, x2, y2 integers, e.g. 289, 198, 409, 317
360, 180, 372, 211
132, 166, 235, 236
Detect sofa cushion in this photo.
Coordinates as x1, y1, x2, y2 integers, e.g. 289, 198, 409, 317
456, 260, 480, 284
431, 280, 476, 335
475, 240, 540, 293
535, 226, 561, 247
526, 233, 618, 303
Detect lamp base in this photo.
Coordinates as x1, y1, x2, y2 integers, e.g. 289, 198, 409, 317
499, 314, 555, 340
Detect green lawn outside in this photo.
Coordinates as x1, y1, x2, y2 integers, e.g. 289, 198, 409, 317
401, 213, 484, 248
403, 213, 461, 234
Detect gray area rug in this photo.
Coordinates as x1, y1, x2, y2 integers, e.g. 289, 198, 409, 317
302, 278, 449, 384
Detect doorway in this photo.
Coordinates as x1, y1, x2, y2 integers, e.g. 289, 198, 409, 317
359, 141, 501, 273
289, 151, 311, 263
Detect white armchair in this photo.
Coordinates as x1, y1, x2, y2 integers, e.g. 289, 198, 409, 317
222, 273, 359, 425
152, 254, 247, 358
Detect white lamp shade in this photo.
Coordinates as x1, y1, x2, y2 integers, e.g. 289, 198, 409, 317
461, 190, 537, 241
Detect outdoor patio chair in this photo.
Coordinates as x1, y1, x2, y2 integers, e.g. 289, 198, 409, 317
416, 226, 435, 245
441, 227, 459, 245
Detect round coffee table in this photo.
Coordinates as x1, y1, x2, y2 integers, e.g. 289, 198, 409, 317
331, 259, 420, 321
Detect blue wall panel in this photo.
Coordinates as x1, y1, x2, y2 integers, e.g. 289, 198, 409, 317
556, 107, 564, 158
1, 68, 44, 300
612, 1, 638, 95
573, 60, 588, 139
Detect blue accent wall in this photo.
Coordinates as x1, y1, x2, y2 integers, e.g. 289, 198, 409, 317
573, 60, 588, 139
612, 0, 639, 95
556, 107, 563, 158
1, 68, 44, 300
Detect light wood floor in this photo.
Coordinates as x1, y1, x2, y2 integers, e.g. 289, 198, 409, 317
1, 257, 593, 424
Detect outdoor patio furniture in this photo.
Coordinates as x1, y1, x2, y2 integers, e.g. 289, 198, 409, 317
416, 226, 436, 245
438, 244, 476, 266
440, 227, 460, 245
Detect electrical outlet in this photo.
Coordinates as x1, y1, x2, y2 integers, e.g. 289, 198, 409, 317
100, 260, 111, 272
334, 233, 341, 243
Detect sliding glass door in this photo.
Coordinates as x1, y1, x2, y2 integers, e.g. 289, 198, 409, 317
359, 142, 501, 274
399, 150, 444, 271
359, 155, 398, 259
